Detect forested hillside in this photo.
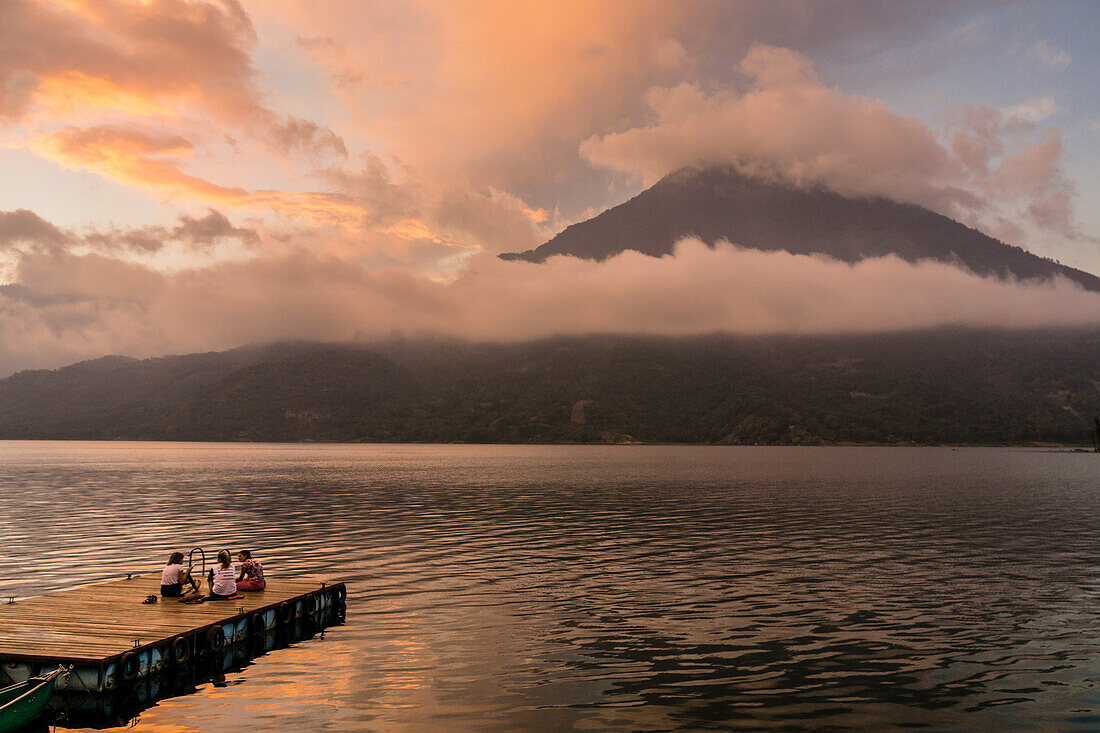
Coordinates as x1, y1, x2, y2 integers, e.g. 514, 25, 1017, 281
1, 330, 1097, 445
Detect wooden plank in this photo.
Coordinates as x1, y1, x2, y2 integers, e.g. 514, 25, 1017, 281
0, 573, 341, 663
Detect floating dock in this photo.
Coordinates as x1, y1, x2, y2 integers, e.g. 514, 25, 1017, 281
0, 573, 346, 726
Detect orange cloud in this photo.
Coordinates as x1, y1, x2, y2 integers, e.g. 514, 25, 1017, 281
1, 0, 255, 119
34, 71, 184, 117
24, 123, 540, 258
32, 125, 244, 197
272, 0, 706, 190
30, 125, 362, 224
378, 218, 444, 243
4, 0, 346, 175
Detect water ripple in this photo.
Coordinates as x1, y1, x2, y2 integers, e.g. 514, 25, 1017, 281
1, 443, 1098, 731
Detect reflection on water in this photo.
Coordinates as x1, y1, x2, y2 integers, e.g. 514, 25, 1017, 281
1, 442, 1099, 731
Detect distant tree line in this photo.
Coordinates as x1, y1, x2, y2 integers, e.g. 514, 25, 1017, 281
0, 330, 1097, 446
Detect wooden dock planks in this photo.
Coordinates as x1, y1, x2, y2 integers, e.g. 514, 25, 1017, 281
0, 573, 336, 662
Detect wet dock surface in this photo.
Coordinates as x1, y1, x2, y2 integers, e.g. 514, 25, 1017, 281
0, 572, 346, 727
0, 573, 338, 663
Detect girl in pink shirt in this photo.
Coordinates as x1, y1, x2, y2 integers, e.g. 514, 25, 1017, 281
236, 549, 265, 591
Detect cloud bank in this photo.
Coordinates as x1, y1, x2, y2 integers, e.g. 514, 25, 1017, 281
581, 44, 1085, 246
3, 238, 1098, 377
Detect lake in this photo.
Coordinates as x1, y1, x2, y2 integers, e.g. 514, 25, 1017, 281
1, 442, 1098, 731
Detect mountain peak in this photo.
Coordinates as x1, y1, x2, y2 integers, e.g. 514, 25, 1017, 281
502, 166, 1100, 292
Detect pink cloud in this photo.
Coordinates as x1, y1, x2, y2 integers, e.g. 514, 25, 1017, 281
583, 45, 965, 213
581, 45, 1088, 246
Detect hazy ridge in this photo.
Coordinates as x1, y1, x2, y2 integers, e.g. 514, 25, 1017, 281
1, 330, 1097, 445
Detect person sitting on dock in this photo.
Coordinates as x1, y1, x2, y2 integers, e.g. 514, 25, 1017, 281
161, 552, 202, 601
205, 550, 240, 600
235, 550, 265, 591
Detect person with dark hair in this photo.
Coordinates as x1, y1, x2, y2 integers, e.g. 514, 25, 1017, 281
235, 550, 266, 591
205, 550, 239, 600
161, 551, 201, 600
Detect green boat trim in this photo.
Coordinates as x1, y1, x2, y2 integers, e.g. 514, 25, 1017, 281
0, 667, 66, 733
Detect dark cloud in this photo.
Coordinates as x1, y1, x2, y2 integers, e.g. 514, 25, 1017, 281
272, 115, 348, 160
1, 208, 258, 255
172, 209, 259, 246
326, 155, 423, 227
81, 229, 166, 254
0, 209, 69, 250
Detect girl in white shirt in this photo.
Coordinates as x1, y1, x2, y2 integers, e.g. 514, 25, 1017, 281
205, 550, 238, 599
161, 551, 201, 601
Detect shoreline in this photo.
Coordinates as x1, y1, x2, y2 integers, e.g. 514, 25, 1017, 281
0, 438, 1094, 450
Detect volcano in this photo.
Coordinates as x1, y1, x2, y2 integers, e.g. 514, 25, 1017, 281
502, 166, 1100, 293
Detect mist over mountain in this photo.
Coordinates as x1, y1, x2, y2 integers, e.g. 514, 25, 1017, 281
1, 331, 1097, 446
503, 167, 1100, 292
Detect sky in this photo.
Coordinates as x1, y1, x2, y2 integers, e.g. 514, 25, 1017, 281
1, 0, 1099, 374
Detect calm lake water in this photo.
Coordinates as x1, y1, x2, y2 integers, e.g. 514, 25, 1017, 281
1, 442, 1099, 731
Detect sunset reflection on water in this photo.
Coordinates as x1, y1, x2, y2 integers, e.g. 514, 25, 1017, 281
2, 442, 1098, 731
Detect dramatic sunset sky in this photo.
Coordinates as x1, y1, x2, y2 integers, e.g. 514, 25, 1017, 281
1, 0, 1099, 374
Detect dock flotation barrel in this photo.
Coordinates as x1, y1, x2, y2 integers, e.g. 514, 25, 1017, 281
205, 625, 225, 652
169, 635, 190, 665
119, 651, 140, 682
247, 613, 266, 653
